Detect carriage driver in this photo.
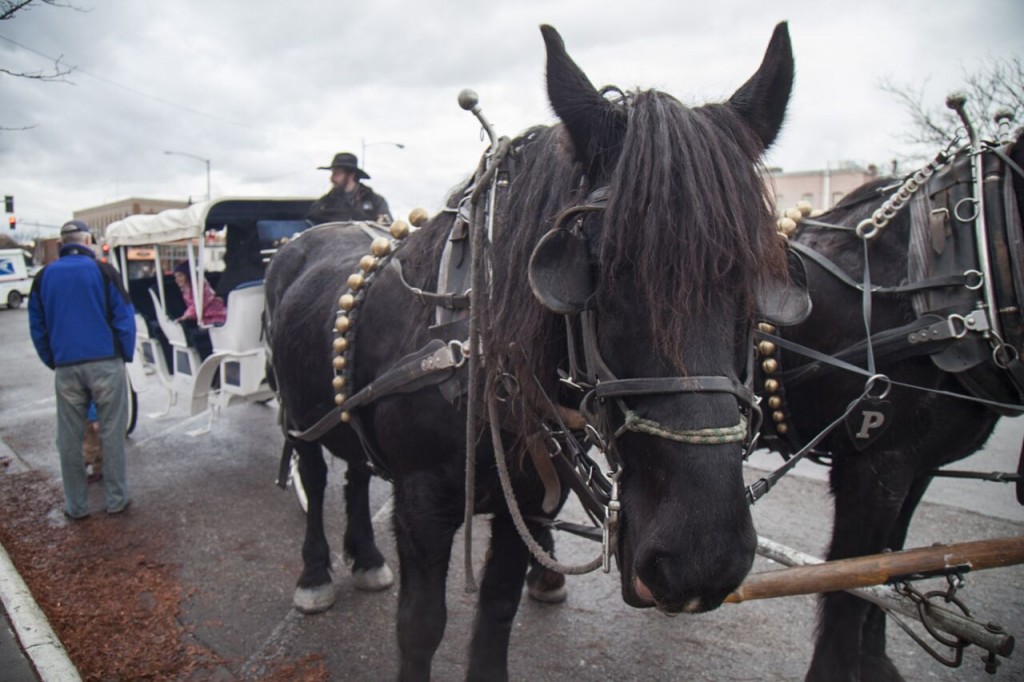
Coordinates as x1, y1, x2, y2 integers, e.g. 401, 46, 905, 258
306, 152, 393, 226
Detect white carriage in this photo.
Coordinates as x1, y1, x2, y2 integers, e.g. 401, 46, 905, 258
105, 197, 314, 433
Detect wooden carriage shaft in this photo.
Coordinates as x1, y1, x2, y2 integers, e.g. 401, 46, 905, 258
725, 535, 1022, 657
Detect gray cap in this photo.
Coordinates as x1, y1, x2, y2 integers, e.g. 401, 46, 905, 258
60, 220, 91, 236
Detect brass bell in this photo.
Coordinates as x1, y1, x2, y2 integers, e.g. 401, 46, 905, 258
332, 355, 346, 370
371, 237, 391, 257
408, 208, 430, 227
762, 358, 779, 374
391, 219, 412, 238
348, 273, 365, 290
772, 410, 786, 423
332, 338, 348, 355
784, 207, 802, 221
340, 411, 351, 423
332, 376, 346, 390
776, 422, 789, 434
778, 217, 797, 235
334, 393, 347, 406
796, 200, 813, 216
758, 340, 776, 356
360, 255, 378, 272
768, 396, 782, 409
339, 294, 356, 311
757, 322, 776, 334
335, 315, 351, 333
764, 378, 780, 393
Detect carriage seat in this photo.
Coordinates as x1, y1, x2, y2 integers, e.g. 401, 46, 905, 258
209, 280, 265, 353
148, 288, 187, 347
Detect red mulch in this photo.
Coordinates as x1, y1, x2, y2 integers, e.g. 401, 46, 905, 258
0, 462, 327, 681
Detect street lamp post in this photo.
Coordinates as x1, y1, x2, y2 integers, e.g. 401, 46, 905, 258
164, 150, 212, 201
360, 138, 405, 171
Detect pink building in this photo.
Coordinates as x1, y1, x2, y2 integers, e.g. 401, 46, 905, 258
764, 164, 880, 214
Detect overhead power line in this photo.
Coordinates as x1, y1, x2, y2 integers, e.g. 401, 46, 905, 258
0, 33, 272, 132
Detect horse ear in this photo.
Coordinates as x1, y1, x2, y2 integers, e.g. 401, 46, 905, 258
727, 22, 794, 151
541, 25, 622, 171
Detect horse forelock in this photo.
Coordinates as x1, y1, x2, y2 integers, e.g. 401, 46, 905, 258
599, 90, 786, 368
483, 88, 788, 407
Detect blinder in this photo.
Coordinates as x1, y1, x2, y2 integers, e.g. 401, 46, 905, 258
527, 199, 606, 314
756, 246, 813, 326
528, 226, 596, 314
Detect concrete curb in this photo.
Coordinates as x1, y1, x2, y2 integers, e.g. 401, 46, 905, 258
0, 439, 81, 681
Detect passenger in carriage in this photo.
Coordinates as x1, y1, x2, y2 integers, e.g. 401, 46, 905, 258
306, 152, 393, 225
172, 261, 226, 360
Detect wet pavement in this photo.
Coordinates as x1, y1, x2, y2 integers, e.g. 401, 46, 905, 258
0, 601, 39, 682
1, 305, 1023, 681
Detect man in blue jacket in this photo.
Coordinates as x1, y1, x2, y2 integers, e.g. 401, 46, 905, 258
29, 220, 136, 519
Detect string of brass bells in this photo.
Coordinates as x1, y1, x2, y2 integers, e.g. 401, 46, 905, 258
776, 199, 821, 238
332, 209, 431, 422
756, 322, 789, 436
760, 199, 821, 435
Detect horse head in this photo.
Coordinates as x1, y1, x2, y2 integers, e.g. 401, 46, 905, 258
530, 23, 793, 614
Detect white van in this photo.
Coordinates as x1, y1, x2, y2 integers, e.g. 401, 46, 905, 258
0, 248, 33, 309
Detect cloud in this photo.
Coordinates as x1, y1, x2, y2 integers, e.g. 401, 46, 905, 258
1, 0, 1021, 234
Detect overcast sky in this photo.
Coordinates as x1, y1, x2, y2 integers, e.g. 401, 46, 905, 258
2, 0, 1021, 237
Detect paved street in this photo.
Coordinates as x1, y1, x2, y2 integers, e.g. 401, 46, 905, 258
1, 304, 1022, 681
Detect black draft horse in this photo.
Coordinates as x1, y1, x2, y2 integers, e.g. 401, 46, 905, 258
765, 130, 1024, 681
266, 23, 794, 680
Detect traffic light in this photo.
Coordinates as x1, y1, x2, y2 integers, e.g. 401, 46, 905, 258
3, 196, 12, 213
7, 215, 14, 230
101, 243, 110, 263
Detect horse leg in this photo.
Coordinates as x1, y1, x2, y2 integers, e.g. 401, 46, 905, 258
342, 462, 394, 591
467, 514, 532, 681
393, 478, 460, 682
806, 452, 915, 682
525, 525, 567, 603
292, 440, 336, 613
858, 474, 932, 680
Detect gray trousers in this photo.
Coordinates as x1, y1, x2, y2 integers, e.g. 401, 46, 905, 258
55, 358, 129, 516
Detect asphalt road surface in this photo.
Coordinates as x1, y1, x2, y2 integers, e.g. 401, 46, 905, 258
1, 305, 1022, 681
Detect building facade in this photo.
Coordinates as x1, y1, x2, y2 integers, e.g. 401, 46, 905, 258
765, 164, 880, 214
73, 197, 189, 241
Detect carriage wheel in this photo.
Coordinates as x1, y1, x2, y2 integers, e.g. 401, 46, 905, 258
126, 387, 138, 435
6, 291, 22, 309
290, 452, 309, 513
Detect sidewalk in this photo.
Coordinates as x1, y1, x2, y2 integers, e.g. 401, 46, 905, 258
0, 439, 80, 682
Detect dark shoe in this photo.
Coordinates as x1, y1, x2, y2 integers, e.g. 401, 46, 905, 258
87, 472, 103, 484
63, 509, 90, 521
107, 500, 131, 515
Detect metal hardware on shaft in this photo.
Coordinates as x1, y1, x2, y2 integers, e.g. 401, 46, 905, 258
994, 109, 1014, 143
947, 92, 1004, 346
458, 88, 498, 146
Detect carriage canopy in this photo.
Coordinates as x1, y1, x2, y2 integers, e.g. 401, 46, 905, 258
105, 197, 316, 247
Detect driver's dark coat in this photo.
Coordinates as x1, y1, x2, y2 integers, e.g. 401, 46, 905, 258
306, 184, 392, 225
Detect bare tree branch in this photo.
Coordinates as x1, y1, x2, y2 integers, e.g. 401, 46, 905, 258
1, 0, 79, 22
1, 1, 82, 87
881, 56, 1024, 163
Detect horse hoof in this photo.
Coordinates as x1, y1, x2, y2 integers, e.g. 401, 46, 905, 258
352, 564, 394, 592
527, 567, 568, 603
528, 582, 568, 603
293, 583, 337, 613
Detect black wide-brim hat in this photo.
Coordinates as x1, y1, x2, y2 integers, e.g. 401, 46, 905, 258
318, 152, 370, 179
